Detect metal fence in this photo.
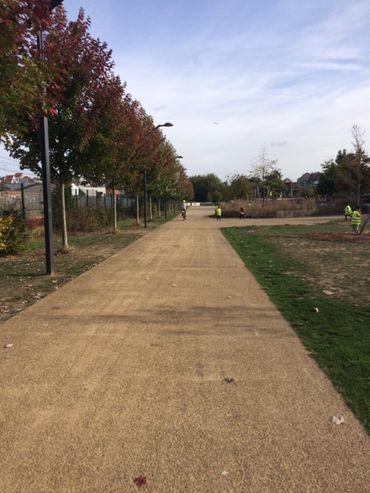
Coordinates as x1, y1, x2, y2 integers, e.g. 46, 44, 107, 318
71, 193, 135, 212
0, 190, 176, 222
0, 191, 43, 217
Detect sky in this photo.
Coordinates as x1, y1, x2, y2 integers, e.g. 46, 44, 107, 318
2, 0, 370, 181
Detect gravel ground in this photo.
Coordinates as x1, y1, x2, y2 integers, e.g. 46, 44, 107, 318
0, 207, 369, 493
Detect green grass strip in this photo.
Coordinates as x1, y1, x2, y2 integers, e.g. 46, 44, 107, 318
223, 226, 370, 434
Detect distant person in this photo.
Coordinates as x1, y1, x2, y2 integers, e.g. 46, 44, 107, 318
239, 207, 245, 219
215, 205, 222, 221
181, 200, 187, 220
344, 204, 352, 222
351, 206, 361, 234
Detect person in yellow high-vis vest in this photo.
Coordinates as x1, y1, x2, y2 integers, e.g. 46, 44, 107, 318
351, 206, 361, 234
344, 204, 352, 221
215, 205, 222, 221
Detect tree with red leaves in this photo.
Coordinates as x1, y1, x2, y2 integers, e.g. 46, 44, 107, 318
0, 0, 56, 134
1, 1, 190, 239
78, 83, 138, 232
2, 5, 120, 250
151, 141, 192, 217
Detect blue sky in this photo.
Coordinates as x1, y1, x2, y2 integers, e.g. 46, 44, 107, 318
2, 0, 370, 181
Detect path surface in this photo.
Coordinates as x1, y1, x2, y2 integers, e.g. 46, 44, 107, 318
1, 208, 369, 493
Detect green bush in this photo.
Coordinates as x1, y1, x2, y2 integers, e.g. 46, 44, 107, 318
0, 212, 26, 255
67, 208, 112, 232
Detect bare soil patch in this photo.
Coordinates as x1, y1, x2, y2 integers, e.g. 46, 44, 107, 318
306, 231, 370, 243
274, 232, 370, 306
0, 230, 140, 323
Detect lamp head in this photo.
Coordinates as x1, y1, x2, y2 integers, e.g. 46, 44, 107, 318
156, 122, 173, 129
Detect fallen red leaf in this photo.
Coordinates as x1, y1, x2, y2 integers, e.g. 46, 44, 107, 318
133, 475, 147, 487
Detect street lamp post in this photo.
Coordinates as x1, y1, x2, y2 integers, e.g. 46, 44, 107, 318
38, 0, 64, 275
143, 122, 173, 228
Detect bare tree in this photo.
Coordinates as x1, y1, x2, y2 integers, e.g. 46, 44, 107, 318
352, 124, 366, 207
250, 145, 277, 206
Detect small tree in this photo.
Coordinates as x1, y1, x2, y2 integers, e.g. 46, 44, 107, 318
265, 169, 286, 199
347, 124, 370, 205
250, 146, 277, 206
316, 160, 338, 197
190, 174, 223, 202
227, 173, 251, 200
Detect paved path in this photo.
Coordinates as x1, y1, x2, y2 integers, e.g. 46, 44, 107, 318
1, 208, 369, 493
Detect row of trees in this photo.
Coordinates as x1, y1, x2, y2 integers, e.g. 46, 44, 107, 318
191, 126, 370, 204
191, 170, 287, 204
191, 158, 287, 204
316, 125, 370, 204
0, 1, 192, 250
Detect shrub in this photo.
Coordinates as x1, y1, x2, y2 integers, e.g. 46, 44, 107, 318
26, 216, 44, 229
67, 208, 112, 232
0, 212, 26, 255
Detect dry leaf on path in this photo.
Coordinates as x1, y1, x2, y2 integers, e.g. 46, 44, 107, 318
331, 416, 345, 425
133, 475, 147, 487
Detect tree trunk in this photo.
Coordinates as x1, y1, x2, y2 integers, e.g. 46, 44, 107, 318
158, 198, 161, 217
357, 181, 361, 208
149, 195, 153, 221
60, 178, 69, 251
360, 215, 369, 235
112, 180, 117, 233
136, 194, 140, 226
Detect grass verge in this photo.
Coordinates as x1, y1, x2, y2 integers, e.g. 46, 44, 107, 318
223, 223, 370, 434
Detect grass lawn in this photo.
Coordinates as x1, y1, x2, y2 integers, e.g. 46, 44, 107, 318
223, 220, 370, 434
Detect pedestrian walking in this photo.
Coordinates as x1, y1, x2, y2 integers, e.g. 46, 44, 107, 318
239, 207, 245, 219
215, 205, 222, 221
351, 206, 361, 234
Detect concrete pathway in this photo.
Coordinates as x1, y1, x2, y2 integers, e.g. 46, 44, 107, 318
1, 207, 369, 492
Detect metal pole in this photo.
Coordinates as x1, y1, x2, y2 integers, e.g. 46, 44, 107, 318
20, 183, 26, 220
39, 112, 54, 274
38, 29, 54, 275
143, 168, 147, 228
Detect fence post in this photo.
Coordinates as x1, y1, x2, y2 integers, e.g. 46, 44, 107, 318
136, 194, 140, 226
86, 189, 89, 208
21, 183, 26, 220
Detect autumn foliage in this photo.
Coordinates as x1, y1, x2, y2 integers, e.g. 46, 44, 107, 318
0, 1, 191, 248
